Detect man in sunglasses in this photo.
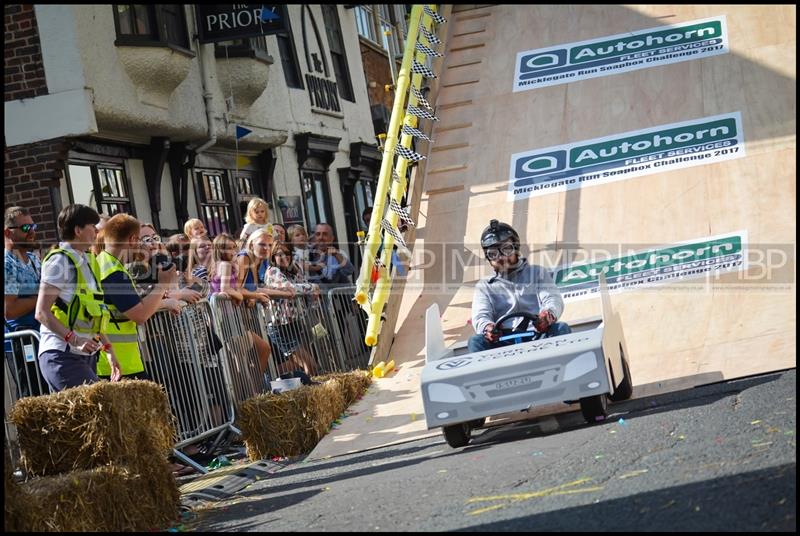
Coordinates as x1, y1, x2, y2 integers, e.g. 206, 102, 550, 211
469, 219, 571, 353
4, 207, 47, 396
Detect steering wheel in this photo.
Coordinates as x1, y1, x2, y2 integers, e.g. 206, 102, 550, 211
492, 311, 542, 343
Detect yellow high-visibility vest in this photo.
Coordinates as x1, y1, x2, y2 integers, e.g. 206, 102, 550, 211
42, 247, 107, 338
95, 251, 145, 376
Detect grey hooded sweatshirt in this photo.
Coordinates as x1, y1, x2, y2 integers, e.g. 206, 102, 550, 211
471, 257, 565, 335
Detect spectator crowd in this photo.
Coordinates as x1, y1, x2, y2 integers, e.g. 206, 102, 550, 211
4, 199, 360, 399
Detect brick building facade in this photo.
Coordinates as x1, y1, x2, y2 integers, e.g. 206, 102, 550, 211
4, 5, 63, 243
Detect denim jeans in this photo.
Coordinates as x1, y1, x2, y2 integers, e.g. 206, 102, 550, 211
467, 322, 572, 353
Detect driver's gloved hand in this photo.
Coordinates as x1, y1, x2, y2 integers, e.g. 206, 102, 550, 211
534, 310, 555, 332
483, 323, 500, 343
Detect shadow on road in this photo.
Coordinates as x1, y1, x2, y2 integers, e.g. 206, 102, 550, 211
456, 463, 796, 532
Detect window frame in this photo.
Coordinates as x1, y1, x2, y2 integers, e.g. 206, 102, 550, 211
276, 14, 304, 89
64, 157, 136, 218
300, 166, 335, 233
194, 169, 236, 238
113, 4, 193, 55
321, 4, 354, 102
214, 36, 274, 64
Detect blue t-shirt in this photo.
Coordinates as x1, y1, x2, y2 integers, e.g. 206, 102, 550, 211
4, 249, 41, 330
102, 270, 142, 314
237, 251, 270, 291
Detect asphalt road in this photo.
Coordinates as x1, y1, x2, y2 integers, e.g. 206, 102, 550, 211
187, 369, 796, 532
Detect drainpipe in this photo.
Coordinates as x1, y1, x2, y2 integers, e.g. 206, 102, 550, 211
191, 40, 217, 157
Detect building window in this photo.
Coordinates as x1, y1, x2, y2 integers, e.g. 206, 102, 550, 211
235, 173, 261, 227
301, 169, 333, 232
321, 5, 354, 102
354, 5, 406, 55
65, 162, 134, 217
354, 176, 375, 231
277, 18, 303, 89
215, 36, 271, 62
354, 5, 377, 43
113, 4, 190, 50
379, 5, 404, 56
196, 170, 233, 238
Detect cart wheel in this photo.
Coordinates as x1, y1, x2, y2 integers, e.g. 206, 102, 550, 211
469, 418, 486, 429
609, 344, 633, 402
443, 422, 471, 448
580, 394, 609, 423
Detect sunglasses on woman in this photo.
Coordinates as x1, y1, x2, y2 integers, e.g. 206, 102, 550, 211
141, 235, 162, 244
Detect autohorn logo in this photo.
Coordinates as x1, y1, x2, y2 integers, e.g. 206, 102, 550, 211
508, 112, 745, 201
513, 16, 728, 92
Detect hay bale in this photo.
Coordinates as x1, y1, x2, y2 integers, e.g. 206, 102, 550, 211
238, 371, 371, 460
18, 461, 179, 532
317, 370, 372, 406
8, 380, 176, 476
5, 448, 39, 532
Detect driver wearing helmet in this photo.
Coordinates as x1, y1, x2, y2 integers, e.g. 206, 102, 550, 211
469, 219, 571, 353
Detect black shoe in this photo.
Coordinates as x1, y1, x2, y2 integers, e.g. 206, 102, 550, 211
292, 369, 313, 386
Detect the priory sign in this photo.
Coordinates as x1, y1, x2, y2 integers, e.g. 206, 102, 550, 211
196, 5, 287, 44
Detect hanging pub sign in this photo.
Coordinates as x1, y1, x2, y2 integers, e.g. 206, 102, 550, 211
196, 5, 288, 44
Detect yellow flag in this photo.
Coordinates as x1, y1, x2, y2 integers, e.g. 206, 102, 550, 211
236, 155, 251, 168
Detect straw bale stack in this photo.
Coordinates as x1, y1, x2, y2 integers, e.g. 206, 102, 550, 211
8, 380, 176, 476
238, 370, 371, 460
5, 380, 181, 531
15, 461, 180, 532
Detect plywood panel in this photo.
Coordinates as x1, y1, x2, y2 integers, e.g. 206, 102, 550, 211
399, 4, 796, 387
313, 5, 795, 459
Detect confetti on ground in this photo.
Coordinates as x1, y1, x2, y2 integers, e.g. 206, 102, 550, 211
466, 478, 603, 516
619, 469, 649, 479
438, 469, 447, 473
618, 418, 627, 426
411, 413, 417, 421
609, 430, 617, 434
677, 435, 685, 440
531, 451, 543, 456
750, 420, 762, 425
752, 441, 773, 448
594, 455, 604, 460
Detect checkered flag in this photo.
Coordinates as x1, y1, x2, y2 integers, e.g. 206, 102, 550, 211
407, 105, 439, 121
394, 144, 426, 162
391, 168, 402, 183
416, 41, 443, 57
410, 85, 433, 110
380, 218, 407, 249
411, 60, 437, 79
389, 198, 416, 229
420, 26, 441, 45
402, 124, 432, 142
424, 5, 447, 24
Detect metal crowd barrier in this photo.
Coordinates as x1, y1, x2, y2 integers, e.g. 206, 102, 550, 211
3, 288, 372, 476
207, 294, 272, 404
139, 300, 238, 474
258, 291, 340, 377
326, 286, 371, 370
4, 329, 46, 474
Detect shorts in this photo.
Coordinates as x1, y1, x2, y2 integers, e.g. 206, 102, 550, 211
267, 322, 303, 364
39, 349, 99, 393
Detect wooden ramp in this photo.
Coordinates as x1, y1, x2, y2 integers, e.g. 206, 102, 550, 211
307, 4, 795, 460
